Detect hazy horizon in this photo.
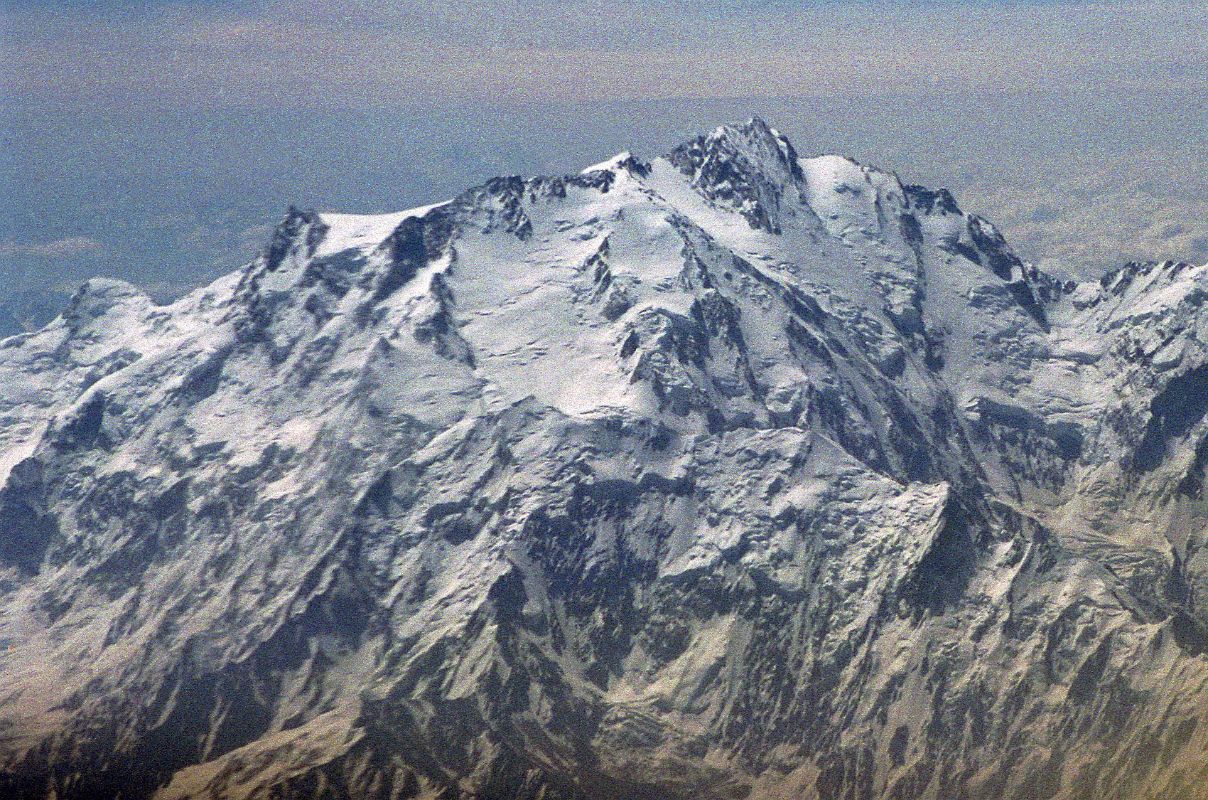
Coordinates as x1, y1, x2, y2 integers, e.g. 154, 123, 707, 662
2, 0, 1205, 300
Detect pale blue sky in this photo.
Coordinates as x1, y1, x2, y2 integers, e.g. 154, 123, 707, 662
1, 1, 1205, 299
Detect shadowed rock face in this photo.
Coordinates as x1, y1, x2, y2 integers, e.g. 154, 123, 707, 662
0, 119, 1205, 800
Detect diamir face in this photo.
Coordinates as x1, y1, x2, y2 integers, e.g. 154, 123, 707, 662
0, 119, 1205, 799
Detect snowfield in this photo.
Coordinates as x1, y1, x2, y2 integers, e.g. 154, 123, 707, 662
0, 119, 1205, 800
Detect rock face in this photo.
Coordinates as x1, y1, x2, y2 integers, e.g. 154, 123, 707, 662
0, 119, 1205, 800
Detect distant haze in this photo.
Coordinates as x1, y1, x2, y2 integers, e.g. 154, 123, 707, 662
2, 0, 1205, 298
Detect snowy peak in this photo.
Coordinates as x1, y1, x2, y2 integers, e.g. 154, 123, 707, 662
665, 116, 804, 232
263, 206, 328, 272
1095, 258, 1202, 300
580, 150, 649, 177
229, 120, 1062, 434
659, 119, 1035, 302
674, 116, 801, 178
902, 183, 962, 216
2, 120, 1206, 800
60, 277, 150, 327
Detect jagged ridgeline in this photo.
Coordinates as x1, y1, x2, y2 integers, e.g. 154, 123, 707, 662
0, 119, 1205, 800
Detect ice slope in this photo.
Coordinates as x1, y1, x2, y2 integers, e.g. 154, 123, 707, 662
0, 119, 1205, 800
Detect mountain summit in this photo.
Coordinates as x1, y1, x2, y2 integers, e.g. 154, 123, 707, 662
1, 121, 1205, 800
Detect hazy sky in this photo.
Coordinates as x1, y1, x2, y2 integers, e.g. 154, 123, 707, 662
2, 1, 1206, 299
5, 1, 1204, 106
6, 1, 1204, 107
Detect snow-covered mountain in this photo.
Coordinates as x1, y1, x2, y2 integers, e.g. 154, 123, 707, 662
0, 119, 1205, 800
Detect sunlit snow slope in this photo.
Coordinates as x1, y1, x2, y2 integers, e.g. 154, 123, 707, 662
0, 119, 1206, 800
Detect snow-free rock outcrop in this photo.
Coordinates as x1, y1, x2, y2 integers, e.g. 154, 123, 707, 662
0, 119, 1205, 800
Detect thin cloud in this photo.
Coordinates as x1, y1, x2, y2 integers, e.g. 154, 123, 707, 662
0, 237, 105, 259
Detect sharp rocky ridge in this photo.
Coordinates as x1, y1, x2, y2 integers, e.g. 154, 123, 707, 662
0, 117, 1206, 800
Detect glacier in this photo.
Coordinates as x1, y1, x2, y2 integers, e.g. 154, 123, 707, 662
0, 118, 1205, 799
